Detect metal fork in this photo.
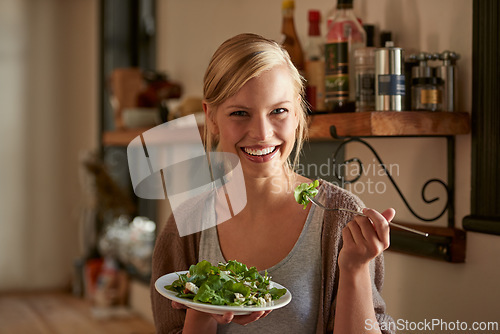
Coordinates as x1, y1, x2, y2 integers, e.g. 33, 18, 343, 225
307, 196, 428, 237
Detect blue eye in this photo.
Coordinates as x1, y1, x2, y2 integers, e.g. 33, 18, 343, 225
272, 108, 288, 114
230, 110, 248, 116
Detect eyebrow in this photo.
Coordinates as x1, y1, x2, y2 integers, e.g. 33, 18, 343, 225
225, 101, 293, 110
225, 104, 250, 110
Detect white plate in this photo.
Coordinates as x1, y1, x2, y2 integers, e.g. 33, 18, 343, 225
155, 271, 292, 315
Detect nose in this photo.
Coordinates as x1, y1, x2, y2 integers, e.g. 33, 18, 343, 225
249, 114, 273, 141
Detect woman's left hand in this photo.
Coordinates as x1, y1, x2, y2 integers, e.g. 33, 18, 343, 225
338, 208, 396, 273
172, 301, 271, 326
211, 310, 272, 326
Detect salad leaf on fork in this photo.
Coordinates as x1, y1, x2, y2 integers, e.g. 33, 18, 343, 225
294, 179, 320, 209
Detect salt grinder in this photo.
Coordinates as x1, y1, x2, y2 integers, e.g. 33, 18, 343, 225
434, 51, 460, 111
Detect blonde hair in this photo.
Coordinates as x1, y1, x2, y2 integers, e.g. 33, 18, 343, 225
203, 33, 308, 170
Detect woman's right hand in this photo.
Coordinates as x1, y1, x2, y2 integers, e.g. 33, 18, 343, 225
338, 208, 394, 274
172, 301, 271, 329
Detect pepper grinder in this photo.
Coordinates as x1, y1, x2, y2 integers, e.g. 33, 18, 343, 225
409, 52, 433, 78
434, 50, 460, 111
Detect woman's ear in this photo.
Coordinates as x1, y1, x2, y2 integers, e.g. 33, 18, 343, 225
203, 101, 219, 135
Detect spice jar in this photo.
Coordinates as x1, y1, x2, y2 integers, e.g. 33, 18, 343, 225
411, 77, 444, 111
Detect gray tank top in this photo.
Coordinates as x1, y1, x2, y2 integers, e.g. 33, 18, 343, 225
199, 187, 325, 333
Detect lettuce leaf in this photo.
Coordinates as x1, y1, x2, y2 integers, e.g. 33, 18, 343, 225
223, 260, 248, 275
294, 179, 319, 209
194, 283, 225, 305
165, 260, 287, 307
268, 287, 287, 299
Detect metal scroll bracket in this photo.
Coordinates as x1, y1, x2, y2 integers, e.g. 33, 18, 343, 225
330, 125, 466, 262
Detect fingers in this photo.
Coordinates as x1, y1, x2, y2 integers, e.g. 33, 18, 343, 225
340, 208, 395, 272
173, 302, 271, 326
345, 215, 364, 244
171, 301, 187, 310
212, 310, 270, 326
343, 208, 394, 253
212, 312, 234, 324
362, 208, 393, 247
232, 310, 269, 325
380, 207, 396, 223
261, 310, 272, 318
341, 220, 355, 245
346, 215, 382, 257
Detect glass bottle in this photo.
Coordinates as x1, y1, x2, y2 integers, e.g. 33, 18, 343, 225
305, 10, 323, 61
281, 0, 304, 72
354, 47, 375, 111
305, 10, 325, 111
324, 0, 366, 112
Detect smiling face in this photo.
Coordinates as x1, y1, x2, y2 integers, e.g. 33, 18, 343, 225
206, 65, 299, 179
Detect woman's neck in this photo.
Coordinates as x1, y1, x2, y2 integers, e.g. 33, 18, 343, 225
240, 170, 309, 218
245, 174, 291, 203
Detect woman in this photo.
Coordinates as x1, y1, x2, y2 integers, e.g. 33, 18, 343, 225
151, 33, 395, 334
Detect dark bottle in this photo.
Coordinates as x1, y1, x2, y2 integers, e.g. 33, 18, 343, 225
324, 0, 366, 113
281, 0, 304, 72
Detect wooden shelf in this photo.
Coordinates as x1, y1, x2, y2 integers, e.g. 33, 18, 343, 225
389, 221, 466, 262
102, 126, 204, 146
102, 127, 151, 146
308, 111, 471, 140
102, 111, 471, 146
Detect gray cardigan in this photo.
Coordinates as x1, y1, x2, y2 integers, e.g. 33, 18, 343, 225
150, 180, 395, 333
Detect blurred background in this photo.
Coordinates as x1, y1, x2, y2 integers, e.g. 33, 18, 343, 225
1, 0, 499, 332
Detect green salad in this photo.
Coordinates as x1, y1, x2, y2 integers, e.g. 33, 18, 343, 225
294, 179, 319, 209
165, 260, 287, 307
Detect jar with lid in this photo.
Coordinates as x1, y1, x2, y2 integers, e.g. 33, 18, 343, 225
411, 77, 444, 111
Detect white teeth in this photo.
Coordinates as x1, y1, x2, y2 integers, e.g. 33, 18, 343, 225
244, 146, 276, 156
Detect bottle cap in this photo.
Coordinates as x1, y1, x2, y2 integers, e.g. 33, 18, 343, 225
364, 24, 375, 47
282, 0, 295, 10
337, 0, 354, 9
308, 10, 320, 22
380, 31, 392, 47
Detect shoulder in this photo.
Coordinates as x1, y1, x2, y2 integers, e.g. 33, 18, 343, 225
316, 179, 366, 240
152, 215, 201, 277
151, 215, 197, 333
